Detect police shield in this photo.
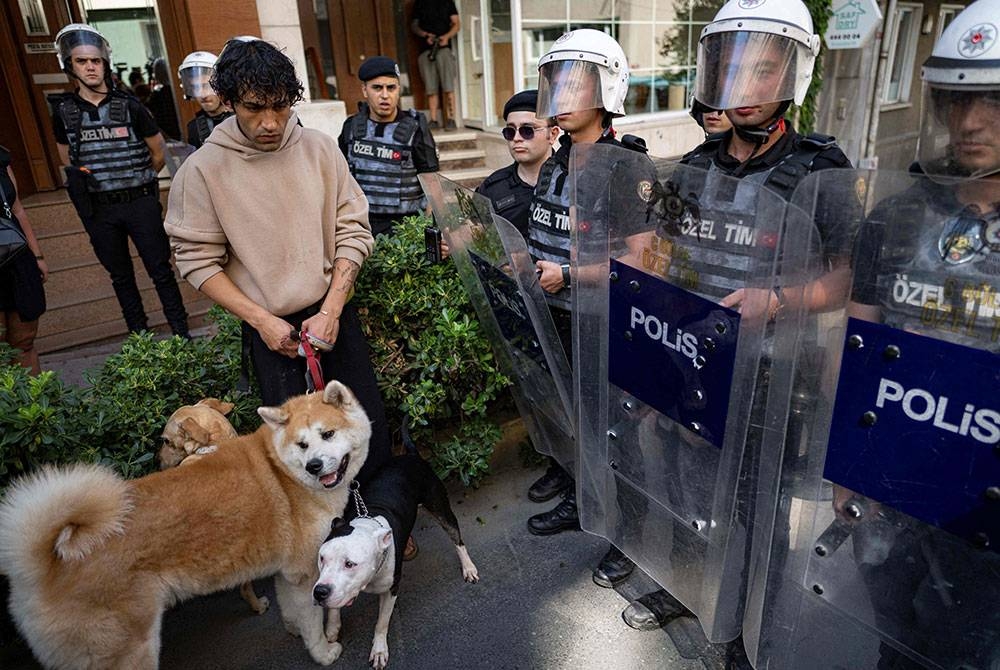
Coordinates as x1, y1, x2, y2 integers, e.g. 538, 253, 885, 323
164, 141, 195, 177
420, 173, 575, 472
742, 168, 1000, 669
571, 142, 809, 642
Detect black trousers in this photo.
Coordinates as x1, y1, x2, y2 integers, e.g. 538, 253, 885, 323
244, 302, 391, 485
83, 194, 188, 334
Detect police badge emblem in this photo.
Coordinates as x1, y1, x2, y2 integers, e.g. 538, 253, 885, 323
985, 218, 1000, 251
939, 214, 984, 264
637, 180, 653, 203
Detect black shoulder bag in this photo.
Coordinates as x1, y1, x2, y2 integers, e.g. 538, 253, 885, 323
0, 174, 27, 270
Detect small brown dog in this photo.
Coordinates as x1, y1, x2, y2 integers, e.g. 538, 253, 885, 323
158, 398, 239, 469
159, 398, 269, 615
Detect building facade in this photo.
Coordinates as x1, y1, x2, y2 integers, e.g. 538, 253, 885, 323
1, 0, 969, 198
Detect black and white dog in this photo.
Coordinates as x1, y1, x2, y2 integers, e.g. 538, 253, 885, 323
313, 430, 478, 669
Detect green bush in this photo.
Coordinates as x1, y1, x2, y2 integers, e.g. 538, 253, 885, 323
355, 216, 509, 485
0, 219, 510, 489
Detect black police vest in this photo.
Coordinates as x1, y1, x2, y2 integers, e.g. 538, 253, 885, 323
193, 111, 233, 146
56, 92, 157, 192
666, 133, 837, 301
346, 106, 423, 216
868, 186, 1000, 351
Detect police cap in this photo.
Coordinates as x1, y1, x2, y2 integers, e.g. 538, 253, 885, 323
359, 56, 400, 82
503, 90, 539, 120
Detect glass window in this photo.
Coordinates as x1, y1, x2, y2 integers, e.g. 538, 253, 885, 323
937, 4, 963, 38
518, 0, 725, 116
882, 3, 922, 106
18, 0, 49, 35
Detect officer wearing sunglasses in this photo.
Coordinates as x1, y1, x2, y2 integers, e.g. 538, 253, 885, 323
475, 90, 559, 238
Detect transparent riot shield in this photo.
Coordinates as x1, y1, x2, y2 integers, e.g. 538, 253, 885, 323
744, 168, 1000, 669
164, 141, 195, 177
420, 173, 575, 473
572, 142, 810, 643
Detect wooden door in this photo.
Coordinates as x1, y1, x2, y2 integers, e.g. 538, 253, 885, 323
0, 0, 80, 194
328, 0, 397, 113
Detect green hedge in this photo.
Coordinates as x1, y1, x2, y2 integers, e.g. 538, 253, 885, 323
0, 216, 509, 490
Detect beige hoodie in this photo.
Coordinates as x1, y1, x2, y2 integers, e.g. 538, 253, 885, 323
164, 112, 373, 316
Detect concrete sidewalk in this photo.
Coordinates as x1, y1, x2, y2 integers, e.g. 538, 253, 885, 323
2, 454, 731, 670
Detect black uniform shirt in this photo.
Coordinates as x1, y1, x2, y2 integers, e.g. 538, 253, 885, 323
52, 91, 161, 146
475, 162, 536, 239
186, 110, 235, 149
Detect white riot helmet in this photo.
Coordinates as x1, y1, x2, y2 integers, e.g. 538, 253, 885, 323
917, 0, 1000, 179
536, 29, 630, 118
693, 0, 821, 110
178, 51, 218, 100
54, 23, 111, 73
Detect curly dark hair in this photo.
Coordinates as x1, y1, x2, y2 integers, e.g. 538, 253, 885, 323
211, 39, 304, 107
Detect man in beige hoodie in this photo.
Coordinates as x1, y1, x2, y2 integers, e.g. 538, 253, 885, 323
164, 38, 391, 483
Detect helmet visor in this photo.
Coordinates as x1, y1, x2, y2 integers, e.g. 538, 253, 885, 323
694, 31, 802, 110
917, 83, 1000, 180
180, 66, 216, 99
536, 60, 604, 118
57, 29, 110, 68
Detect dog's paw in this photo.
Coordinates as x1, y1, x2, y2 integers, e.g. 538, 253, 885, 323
193, 445, 218, 456
370, 640, 389, 669
462, 566, 480, 583
309, 639, 343, 666
253, 595, 270, 614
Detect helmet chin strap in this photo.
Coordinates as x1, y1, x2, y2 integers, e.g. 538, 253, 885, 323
66, 63, 111, 96
731, 102, 790, 176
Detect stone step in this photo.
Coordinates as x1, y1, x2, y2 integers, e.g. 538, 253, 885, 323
438, 148, 486, 171
431, 129, 478, 151
439, 166, 492, 190
36, 229, 95, 271
44, 256, 191, 312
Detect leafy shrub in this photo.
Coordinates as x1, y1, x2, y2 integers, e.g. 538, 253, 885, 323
355, 216, 509, 485
1, 220, 511, 489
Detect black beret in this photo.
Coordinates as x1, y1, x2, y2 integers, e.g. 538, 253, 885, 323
503, 89, 539, 120
358, 56, 400, 82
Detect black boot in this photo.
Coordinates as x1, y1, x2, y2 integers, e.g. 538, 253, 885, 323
592, 544, 635, 588
528, 462, 572, 502
527, 490, 580, 535
621, 589, 690, 631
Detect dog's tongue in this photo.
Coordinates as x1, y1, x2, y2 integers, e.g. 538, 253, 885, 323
320, 472, 340, 487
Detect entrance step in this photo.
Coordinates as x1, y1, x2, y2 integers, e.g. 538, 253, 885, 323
19, 184, 212, 354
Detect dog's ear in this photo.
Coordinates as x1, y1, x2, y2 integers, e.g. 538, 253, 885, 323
179, 417, 212, 445
257, 406, 289, 429
322, 380, 357, 407
198, 398, 235, 416
376, 527, 393, 551
326, 517, 355, 542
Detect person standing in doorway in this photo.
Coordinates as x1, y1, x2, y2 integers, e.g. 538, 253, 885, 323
411, 0, 460, 129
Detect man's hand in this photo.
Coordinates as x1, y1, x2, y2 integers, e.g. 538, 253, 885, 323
301, 311, 341, 350
720, 287, 779, 322
437, 35, 449, 47
426, 33, 437, 46
439, 238, 450, 261
259, 314, 300, 358
535, 260, 564, 293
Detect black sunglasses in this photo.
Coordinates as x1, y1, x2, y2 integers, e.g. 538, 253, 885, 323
501, 125, 545, 141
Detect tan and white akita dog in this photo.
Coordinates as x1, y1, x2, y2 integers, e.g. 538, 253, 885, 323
0, 380, 370, 670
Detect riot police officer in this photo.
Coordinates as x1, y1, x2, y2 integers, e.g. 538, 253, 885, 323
338, 56, 439, 237
51, 24, 189, 337
619, 0, 853, 634
526, 29, 648, 536
475, 90, 559, 239
179, 51, 233, 149
844, 1, 1000, 666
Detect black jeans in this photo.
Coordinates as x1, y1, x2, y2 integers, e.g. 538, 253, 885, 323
244, 302, 391, 485
83, 193, 188, 334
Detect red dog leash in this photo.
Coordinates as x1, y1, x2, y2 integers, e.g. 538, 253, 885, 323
300, 329, 325, 393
